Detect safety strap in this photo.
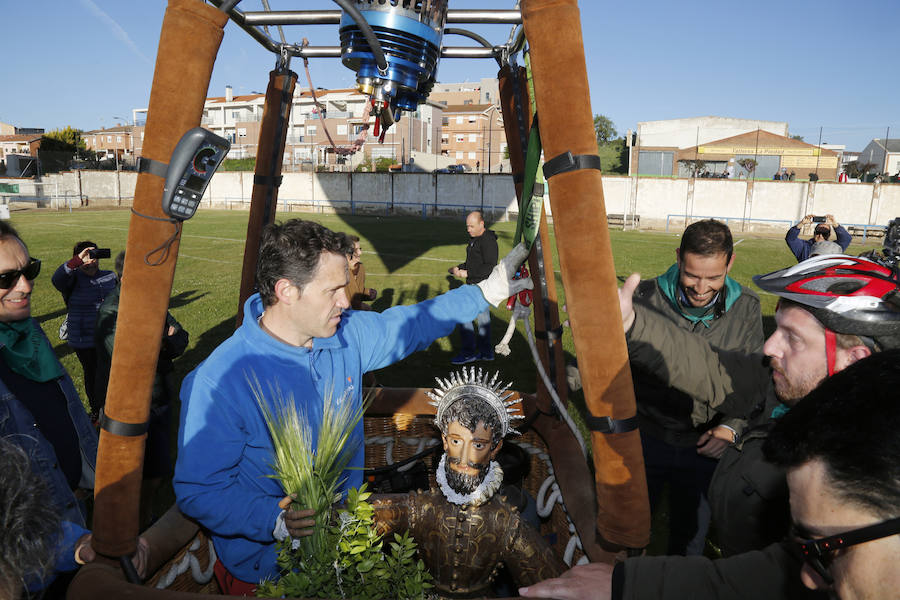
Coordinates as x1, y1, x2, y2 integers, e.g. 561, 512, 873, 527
137, 156, 169, 179
253, 174, 283, 187
542, 151, 602, 180
98, 407, 149, 437
585, 414, 639, 434
514, 114, 544, 250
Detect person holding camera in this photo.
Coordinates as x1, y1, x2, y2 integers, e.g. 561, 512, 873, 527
785, 214, 851, 262
51, 241, 117, 415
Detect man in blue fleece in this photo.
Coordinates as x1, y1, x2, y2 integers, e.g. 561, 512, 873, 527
174, 219, 531, 593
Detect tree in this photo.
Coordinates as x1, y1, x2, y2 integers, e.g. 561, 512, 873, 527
790, 134, 805, 142
43, 127, 86, 152
678, 159, 707, 178
593, 114, 618, 144
736, 158, 758, 178
596, 137, 626, 174
845, 160, 877, 180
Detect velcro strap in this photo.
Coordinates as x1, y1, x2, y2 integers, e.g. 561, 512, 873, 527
585, 414, 639, 434
137, 157, 169, 179
253, 174, 283, 187
534, 325, 564, 342
99, 408, 149, 437
542, 151, 602, 179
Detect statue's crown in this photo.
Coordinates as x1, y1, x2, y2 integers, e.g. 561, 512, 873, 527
427, 366, 523, 438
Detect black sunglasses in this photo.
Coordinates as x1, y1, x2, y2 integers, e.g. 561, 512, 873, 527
789, 516, 900, 585
0, 258, 41, 289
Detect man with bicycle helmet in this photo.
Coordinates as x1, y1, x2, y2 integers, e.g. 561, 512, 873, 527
521, 254, 900, 599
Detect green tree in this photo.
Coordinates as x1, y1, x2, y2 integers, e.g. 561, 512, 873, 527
790, 134, 805, 142
43, 126, 85, 151
679, 159, 707, 177
845, 160, 876, 180
596, 138, 626, 174
737, 158, 758, 178
374, 157, 395, 172
593, 115, 618, 144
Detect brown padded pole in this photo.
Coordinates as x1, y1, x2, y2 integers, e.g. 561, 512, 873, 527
91, 0, 228, 559
498, 65, 603, 560
236, 68, 298, 325
522, 0, 650, 549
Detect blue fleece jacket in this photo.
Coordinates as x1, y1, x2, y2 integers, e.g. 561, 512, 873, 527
174, 285, 489, 583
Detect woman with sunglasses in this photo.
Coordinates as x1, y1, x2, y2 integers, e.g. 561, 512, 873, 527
50, 240, 117, 417
0, 222, 132, 596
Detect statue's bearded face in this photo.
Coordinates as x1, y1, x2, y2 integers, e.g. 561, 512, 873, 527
442, 420, 498, 494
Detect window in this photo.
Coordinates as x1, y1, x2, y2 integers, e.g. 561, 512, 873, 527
442, 117, 449, 126
468, 133, 477, 143
456, 116, 463, 124
456, 151, 463, 159
485, 92, 491, 102
463, 100, 472, 105
456, 134, 465, 143
107, 136, 112, 143
468, 152, 476, 159
353, 125, 366, 135
296, 127, 305, 137
441, 134, 449, 142
237, 128, 247, 137
337, 124, 348, 135
307, 126, 317, 136
117, 136, 123, 143
439, 100, 447, 106
232, 111, 240, 119
468, 116, 476, 124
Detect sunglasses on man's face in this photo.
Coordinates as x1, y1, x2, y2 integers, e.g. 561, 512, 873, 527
789, 516, 900, 586
0, 258, 41, 289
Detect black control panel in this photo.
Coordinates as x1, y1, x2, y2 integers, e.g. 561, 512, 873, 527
161, 128, 231, 220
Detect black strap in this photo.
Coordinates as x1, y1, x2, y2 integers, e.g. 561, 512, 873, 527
542, 151, 602, 179
585, 414, 639, 434
99, 408, 149, 437
253, 174, 283, 187
136, 156, 169, 179
534, 325, 564, 342
513, 173, 524, 184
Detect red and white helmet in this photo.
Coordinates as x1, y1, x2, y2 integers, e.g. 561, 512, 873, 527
753, 254, 900, 351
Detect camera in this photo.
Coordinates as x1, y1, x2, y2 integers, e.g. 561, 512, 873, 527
89, 248, 111, 259
812, 216, 827, 223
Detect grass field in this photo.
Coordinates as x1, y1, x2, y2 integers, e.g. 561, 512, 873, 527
11, 208, 882, 553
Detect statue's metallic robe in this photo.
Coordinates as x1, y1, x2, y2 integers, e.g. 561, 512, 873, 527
372, 489, 565, 598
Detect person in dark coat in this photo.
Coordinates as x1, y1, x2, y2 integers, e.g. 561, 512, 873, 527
449, 211, 498, 364
51, 240, 116, 414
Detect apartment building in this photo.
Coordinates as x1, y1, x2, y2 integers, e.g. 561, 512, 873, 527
131, 85, 442, 171
436, 103, 507, 172
83, 126, 135, 162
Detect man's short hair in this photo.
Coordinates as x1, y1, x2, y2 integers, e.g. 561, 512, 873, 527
469, 210, 484, 223
679, 219, 733, 261
763, 349, 900, 519
0, 221, 24, 249
256, 219, 352, 307
438, 398, 503, 448
814, 224, 831, 240
72, 240, 96, 257
0, 437, 61, 596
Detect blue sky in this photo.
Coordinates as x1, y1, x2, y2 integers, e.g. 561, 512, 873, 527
3, 0, 897, 151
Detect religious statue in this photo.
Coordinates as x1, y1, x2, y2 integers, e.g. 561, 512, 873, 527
369, 367, 565, 598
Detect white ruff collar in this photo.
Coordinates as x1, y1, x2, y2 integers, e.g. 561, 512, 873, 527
436, 454, 503, 507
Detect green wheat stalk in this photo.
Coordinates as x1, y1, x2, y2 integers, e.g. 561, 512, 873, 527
250, 372, 370, 559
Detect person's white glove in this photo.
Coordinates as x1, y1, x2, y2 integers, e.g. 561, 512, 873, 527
476, 243, 533, 307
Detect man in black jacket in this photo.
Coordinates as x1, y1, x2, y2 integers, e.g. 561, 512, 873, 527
449, 210, 498, 364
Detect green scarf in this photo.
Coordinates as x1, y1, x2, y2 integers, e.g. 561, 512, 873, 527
0, 319, 64, 382
656, 264, 743, 327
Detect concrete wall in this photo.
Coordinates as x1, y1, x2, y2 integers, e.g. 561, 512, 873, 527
8, 172, 900, 235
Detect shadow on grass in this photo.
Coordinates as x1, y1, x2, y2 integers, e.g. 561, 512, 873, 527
169, 289, 208, 310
